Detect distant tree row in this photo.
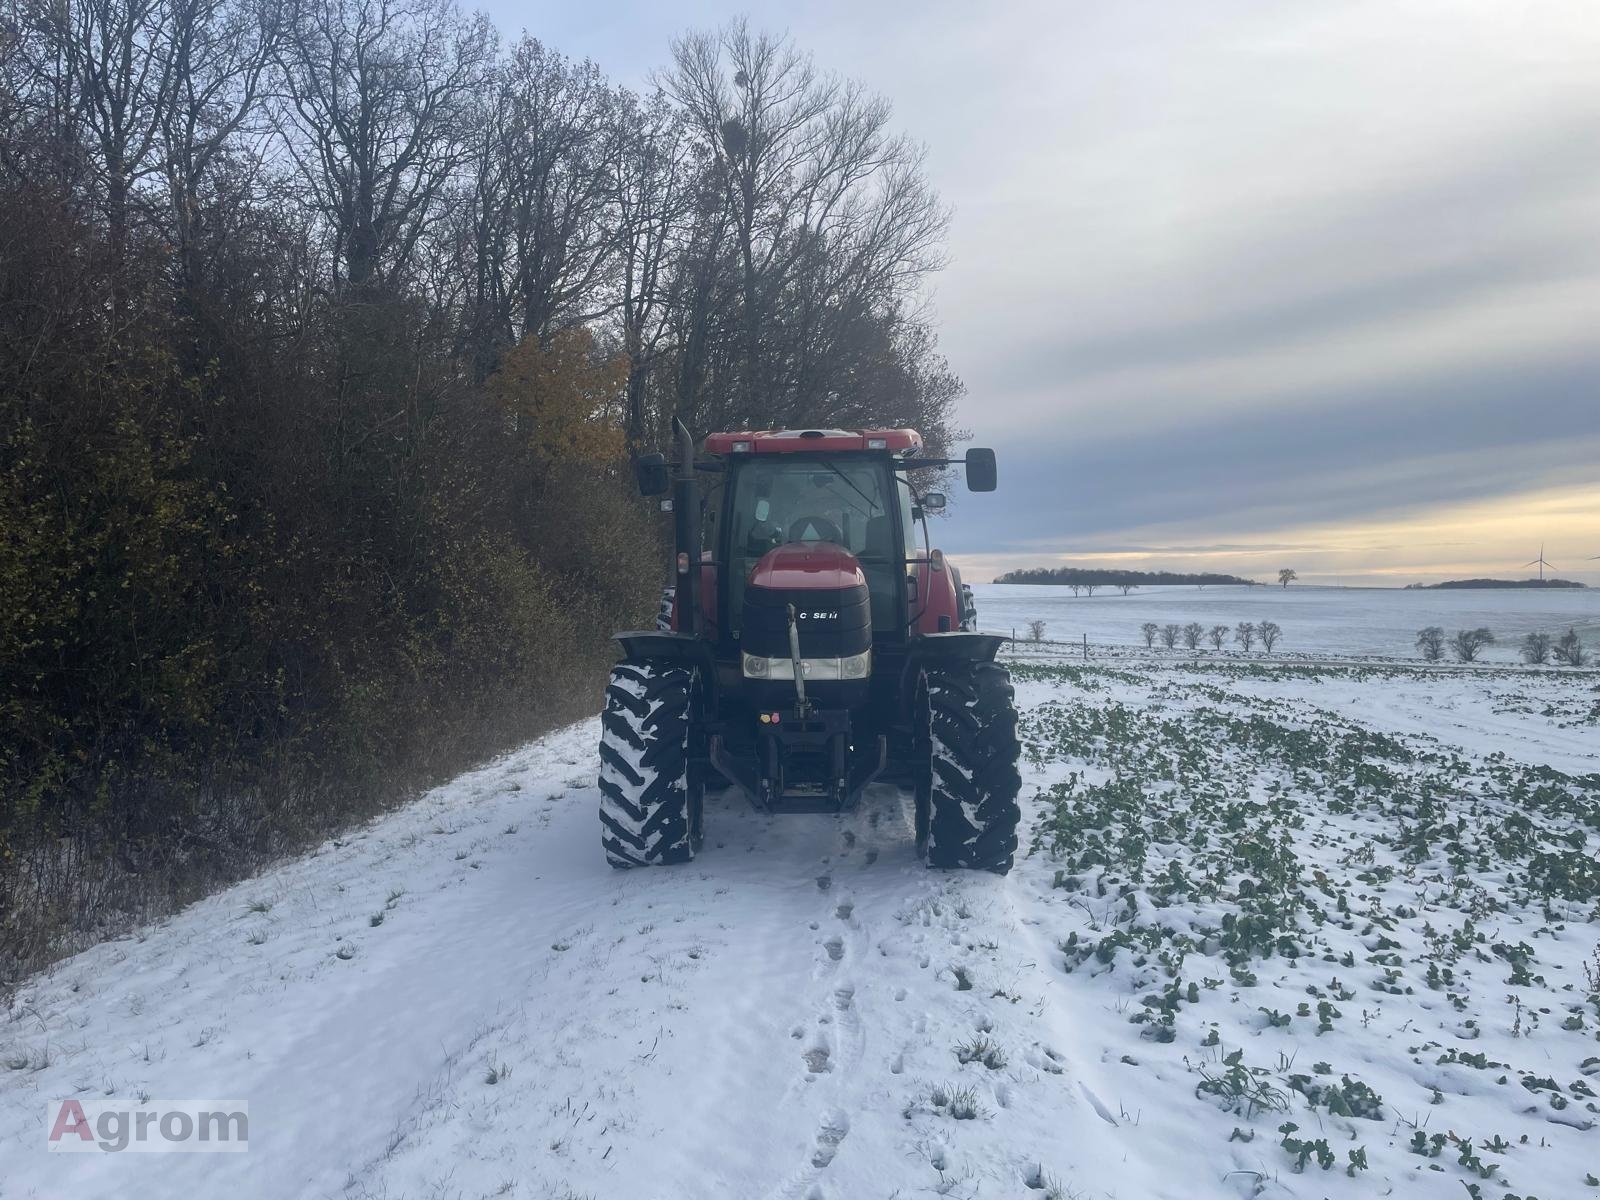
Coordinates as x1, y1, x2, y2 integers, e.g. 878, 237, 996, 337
1407, 579, 1587, 590
995, 567, 1258, 589
1140, 621, 1282, 652
1415, 626, 1590, 665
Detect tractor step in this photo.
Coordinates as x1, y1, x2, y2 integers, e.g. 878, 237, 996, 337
765, 794, 857, 814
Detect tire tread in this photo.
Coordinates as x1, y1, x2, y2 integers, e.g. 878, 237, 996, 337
925, 660, 1021, 873
598, 660, 699, 868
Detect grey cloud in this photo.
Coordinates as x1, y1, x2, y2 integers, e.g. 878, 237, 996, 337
983, 114, 1600, 394
1023, 246, 1595, 390
946, 353, 1600, 556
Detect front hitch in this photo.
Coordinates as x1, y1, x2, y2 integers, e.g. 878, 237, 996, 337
709, 717, 887, 814
785, 602, 810, 717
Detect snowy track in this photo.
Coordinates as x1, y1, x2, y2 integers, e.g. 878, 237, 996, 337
3, 649, 1597, 1199
0, 723, 1125, 1200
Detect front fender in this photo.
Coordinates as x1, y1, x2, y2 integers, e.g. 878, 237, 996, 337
889, 632, 1007, 728
908, 632, 1006, 663
613, 632, 718, 670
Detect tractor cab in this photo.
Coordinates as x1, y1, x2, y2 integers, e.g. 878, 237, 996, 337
650, 428, 991, 648
713, 432, 921, 644
604, 423, 1019, 873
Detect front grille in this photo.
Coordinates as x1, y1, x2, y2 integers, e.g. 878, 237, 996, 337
742, 581, 871, 659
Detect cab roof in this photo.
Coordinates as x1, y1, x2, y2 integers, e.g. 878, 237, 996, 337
702, 428, 923, 456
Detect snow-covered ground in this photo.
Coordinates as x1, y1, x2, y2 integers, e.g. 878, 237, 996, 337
974, 583, 1600, 663
2, 643, 1597, 1199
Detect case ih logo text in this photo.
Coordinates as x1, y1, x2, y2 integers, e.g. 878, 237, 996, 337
47, 1100, 249, 1153
797, 611, 837, 620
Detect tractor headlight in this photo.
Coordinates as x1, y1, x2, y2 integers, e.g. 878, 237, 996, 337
741, 649, 871, 680
838, 648, 872, 679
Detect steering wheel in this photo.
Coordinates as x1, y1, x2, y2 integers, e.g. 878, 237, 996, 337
788, 514, 843, 544
745, 522, 783, 555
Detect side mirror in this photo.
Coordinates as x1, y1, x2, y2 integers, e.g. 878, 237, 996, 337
965, 448, 997, 492
921, 491, 947, 512
634, 452, 669, 497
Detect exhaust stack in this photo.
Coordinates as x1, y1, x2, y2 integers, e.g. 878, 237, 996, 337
672, 416, 700, 638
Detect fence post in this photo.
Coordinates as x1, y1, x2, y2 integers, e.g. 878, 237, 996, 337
1082, 633, 1088, 662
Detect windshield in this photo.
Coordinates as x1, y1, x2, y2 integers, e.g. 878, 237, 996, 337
726, 457, 902, 633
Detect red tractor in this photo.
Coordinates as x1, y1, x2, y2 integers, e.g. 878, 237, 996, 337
599, 421, 1021, 872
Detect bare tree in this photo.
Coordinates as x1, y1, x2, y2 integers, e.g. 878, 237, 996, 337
160, 0, 280, 311
1234, 622, 1256, 652
1208, 624, 1228, 650
493, 38, 617, 340
1258, 621, 1281, 652
1450, 628, 1495, 662
1068, 584, 1082, 598
1082, 584, 1098, 598
609, 87, 693, 447
1278, 568, 1297, 589
657, 174, 736, 429
1182, 621, 1203, 650
1520, 631, 1552, 665
1554, 628, 1588, 667
1140, 621, 1159, 648
1026, 618, 1046, 643
1160, 623, 1179, 649
26, 0, 181, 318
664, 19, 946, 415
1118, 583, 1137, 596
1415, 626, 1445, 662
274, 0, 494, 292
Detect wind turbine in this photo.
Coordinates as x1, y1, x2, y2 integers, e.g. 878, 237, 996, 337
1524, 543, 1556, 582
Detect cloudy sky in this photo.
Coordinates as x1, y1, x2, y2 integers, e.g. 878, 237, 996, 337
488, 0, 1600, 585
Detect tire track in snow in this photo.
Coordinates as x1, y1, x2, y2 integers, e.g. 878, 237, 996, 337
764, 819, 879, 1200
631, 792, 867, 1200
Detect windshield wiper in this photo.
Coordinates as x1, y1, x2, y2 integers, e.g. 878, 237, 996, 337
820, 460, 880, 516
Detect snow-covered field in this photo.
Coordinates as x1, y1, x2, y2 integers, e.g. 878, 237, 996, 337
973, 583, 1600, 663
2, 637, 1598, 1199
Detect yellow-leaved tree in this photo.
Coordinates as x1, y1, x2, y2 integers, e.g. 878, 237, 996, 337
480, 324, 656, 650
486, 327, 628, 467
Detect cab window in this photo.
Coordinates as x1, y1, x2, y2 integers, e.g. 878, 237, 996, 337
725, 458, 901, 633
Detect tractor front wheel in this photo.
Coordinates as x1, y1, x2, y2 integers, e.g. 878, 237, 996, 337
924, 661, 1022, 873
598, 661, 703, 868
